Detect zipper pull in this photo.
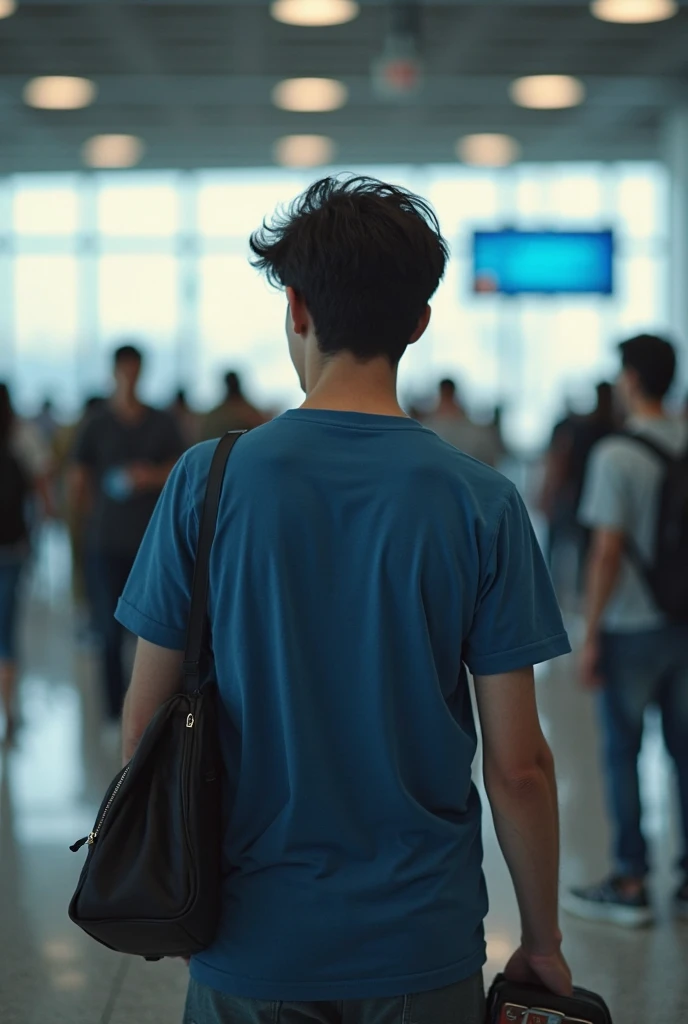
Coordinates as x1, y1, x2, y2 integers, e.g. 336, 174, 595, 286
186, 713, 194, 729
69, 834, 92, 853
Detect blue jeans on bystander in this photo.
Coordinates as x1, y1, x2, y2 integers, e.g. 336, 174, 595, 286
0, 558, 24, 662
599, 625, 688, 879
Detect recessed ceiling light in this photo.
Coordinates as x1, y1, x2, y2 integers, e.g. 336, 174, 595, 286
24, 76, 97, 111
510, 75, 585, 110
457, 134, 521, 168
0, 0, 17, 20
591, 0, 678, 23
82, 134, 145, 169
274, 134, 335, 167
272, 77, 348, 112
271, 0, 359, 27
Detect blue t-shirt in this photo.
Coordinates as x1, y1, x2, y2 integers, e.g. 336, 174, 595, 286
116, 410, 570, 1002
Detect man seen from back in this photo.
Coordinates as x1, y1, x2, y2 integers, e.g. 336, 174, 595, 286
116, 177, 572, 1024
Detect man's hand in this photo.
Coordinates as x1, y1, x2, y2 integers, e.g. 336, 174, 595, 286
128, 462, 163, 492
580, 634, 604, 690
505, 943, 573, 997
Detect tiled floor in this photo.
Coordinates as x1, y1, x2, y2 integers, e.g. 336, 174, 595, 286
1, 526, 687, 1022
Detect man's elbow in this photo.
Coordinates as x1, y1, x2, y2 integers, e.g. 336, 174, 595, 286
484, 743, 555, 800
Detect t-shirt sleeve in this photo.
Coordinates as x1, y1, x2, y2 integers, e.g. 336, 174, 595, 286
464, 486, 571, 676
115, 453, 197, 649
578, 442, 631, 533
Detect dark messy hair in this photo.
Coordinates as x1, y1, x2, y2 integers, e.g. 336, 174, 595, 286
249, 175, 449, 364
619, 334, 676, 400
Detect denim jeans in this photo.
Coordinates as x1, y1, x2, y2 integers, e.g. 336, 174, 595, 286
87, 550, 136, 721
0, 559, 24, 662
599, 625, 688, 878
183, 974, 486, 1024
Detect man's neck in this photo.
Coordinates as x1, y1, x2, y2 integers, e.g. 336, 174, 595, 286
301, 354, 406, 418
437, 398, 464, 419
629, 396, 665, 421
110, 391, 144, 422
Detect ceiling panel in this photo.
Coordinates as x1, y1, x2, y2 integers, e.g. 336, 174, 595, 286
0, 1, 686, 171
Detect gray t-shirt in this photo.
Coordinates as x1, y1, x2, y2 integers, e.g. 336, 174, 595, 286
579, 415, 688, 632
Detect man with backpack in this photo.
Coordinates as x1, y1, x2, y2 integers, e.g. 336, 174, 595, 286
567, 333, 688, 925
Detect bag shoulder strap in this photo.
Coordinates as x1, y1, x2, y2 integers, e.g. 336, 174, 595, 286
183, 431, 244, 692
616, 430, 685, 591
617, 429, 678, 465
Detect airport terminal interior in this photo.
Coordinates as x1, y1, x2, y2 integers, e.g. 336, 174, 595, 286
1, 1, 688, 1021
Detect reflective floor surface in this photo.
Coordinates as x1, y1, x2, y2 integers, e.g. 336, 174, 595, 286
1, 527, 687, 1023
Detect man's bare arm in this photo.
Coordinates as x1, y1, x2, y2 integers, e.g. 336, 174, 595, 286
474, 666, 572, 995
122, 639, 184, 763
584, 528, 624, 639
581, 528, 624, 687
68, 464, 93, 518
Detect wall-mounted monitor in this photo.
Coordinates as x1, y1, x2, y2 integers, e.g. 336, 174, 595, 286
473, 229, 614, 296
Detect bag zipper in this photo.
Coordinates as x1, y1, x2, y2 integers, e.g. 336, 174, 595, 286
70, 765, 130, 852
70, 703, 196, 854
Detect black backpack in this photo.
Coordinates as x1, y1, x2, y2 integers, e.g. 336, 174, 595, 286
0, 447, 29, 547
624, 432, 688, 624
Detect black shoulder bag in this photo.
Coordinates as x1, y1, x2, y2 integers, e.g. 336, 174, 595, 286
68, 431, 243, 960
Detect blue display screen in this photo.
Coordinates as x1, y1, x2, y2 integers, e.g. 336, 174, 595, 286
473, 230, 614, 295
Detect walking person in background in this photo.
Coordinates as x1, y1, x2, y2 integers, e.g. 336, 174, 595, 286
70, 345, 183, 727
0, 384, 52, 744
117, 176, 571, 1024
539, 383, 617, 591
424, 378, 504, 467
566, 335, 688, 925
34, 398, 59, 447
53, 396, 104, 620
199, 370, 268, 441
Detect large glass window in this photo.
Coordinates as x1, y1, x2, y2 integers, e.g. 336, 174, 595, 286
98, 254, 180, 404
14, 255, 79, 409
13, 174, 79, 236
98, 173, 180, 238
0, 162, 671, 450
197, 252, 297, 409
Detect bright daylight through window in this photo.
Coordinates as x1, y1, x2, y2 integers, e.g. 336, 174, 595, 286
0, 164, 669, 451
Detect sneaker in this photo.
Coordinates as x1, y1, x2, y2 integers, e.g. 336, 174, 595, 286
675, 879, 688, 921
561, 876, 653, 928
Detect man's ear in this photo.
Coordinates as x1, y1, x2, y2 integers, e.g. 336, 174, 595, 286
286, 286, 309, 336
408, 305, 432, 346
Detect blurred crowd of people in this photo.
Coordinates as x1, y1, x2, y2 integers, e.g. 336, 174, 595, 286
0, 349, 271, 742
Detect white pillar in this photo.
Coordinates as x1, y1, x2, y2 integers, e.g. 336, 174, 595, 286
664, 110, 688, 380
